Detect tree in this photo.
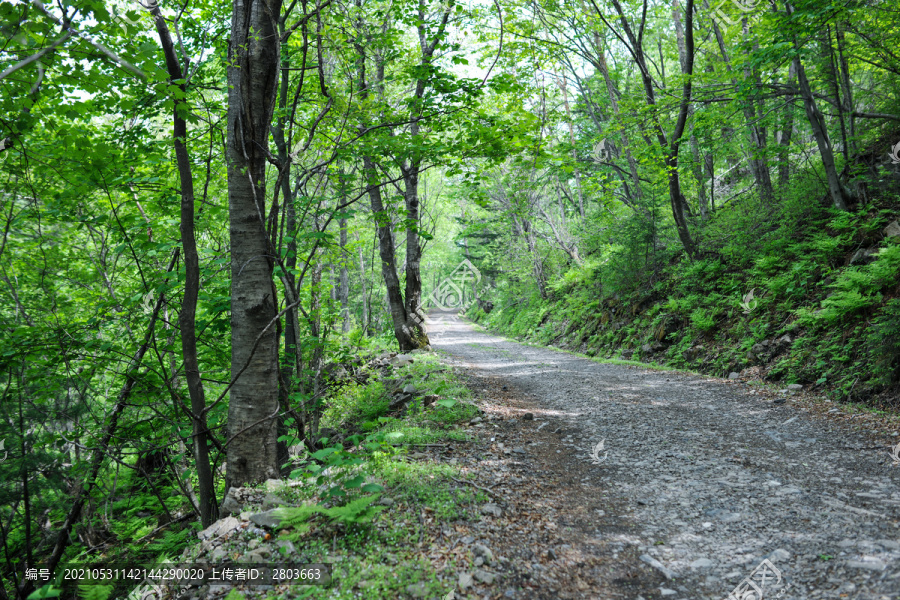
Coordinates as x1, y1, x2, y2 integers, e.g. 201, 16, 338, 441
225, 0, 285, 487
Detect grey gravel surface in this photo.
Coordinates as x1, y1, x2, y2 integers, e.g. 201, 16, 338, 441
429, 310, 900, 600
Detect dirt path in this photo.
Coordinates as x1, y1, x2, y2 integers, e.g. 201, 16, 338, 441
428, 310, 900, 600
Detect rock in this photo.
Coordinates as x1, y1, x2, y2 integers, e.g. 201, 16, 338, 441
458, 572, 474, 590
264, 479, 285, 492
391, 354, 415, 367
262, 494, 287, 510
243, 548, 272, 562
220, 490, 243, 515
210, 547, 228, 562
728, 372, 740, 380
480, 503, 502, 517
884, 220, 900, 238
422, 394, 440, 407
547, 548, 558, 560
850, 248, 877, 265
198, 516, 242, 540
402, 383, 417, 394
406, 582, 428, 597
690, 558, 714, 569
642, 344, 654, 353
473, 569, 496, 584
773, 398, 786, 405
846, 559, 885, 571
786, 383, 803, 390
768, 548, 791, 561
376, 496, 395, 507
276, 539, 295, 555
473, 543, 494, 564
470, 417, 483, 424
621, 348, 634, 358
639, 554, 675, 579
248, 510, 282, 529
522, 412, 534, 420
659, 589, 677, 596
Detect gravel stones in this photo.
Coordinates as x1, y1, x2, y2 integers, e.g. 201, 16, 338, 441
430, 313, 900, 600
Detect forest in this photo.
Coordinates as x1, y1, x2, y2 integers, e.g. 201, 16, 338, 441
1, 0, 899, 598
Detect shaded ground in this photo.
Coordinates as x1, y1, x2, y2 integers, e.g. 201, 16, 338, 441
428, 309, 900, 600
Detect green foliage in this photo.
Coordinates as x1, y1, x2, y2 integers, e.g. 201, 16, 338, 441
277, 494, 385, 534
27, 586, 62, 599
77, 584, 113, 600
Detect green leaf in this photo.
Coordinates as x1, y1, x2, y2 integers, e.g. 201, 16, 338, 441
28, 586, 63, 599
343, 475, 366, 489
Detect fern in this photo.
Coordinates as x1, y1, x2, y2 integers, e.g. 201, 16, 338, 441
276, 495, 384, 533
322, 494, 385, 525
275, 503, 322, 534
77, 584, 113, 600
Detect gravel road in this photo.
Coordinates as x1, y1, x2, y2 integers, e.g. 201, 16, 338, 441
428, 310, 900, 600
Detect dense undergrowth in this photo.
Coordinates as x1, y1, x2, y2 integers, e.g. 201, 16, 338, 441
468, 175, 900, 411
24, 351, 483, 600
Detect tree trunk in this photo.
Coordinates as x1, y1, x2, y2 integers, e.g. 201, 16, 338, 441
604, 0, 697, 256
777, 60, 797, 187
363, 156, 418, 350
834, 22, 856, 153
793, 53, 848, 210
339, 217, 350, 333
711, 15, 774, 202
402, 165, 429, 347
225, 0, 283, 488
150, 0, 217, 527
823, 25, 849, 162
359, 240, 369, 334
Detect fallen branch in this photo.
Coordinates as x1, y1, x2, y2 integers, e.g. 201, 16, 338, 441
450, 476, 505, 501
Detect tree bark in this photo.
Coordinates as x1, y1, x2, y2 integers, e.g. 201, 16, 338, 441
793, 52, 848, 210
339, 217, 350, 333
710, 15, 774, 202
362, 156, 417, 350
777, 60, 797, 187
149, 0, 217, 527
226, 0, 283, 488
